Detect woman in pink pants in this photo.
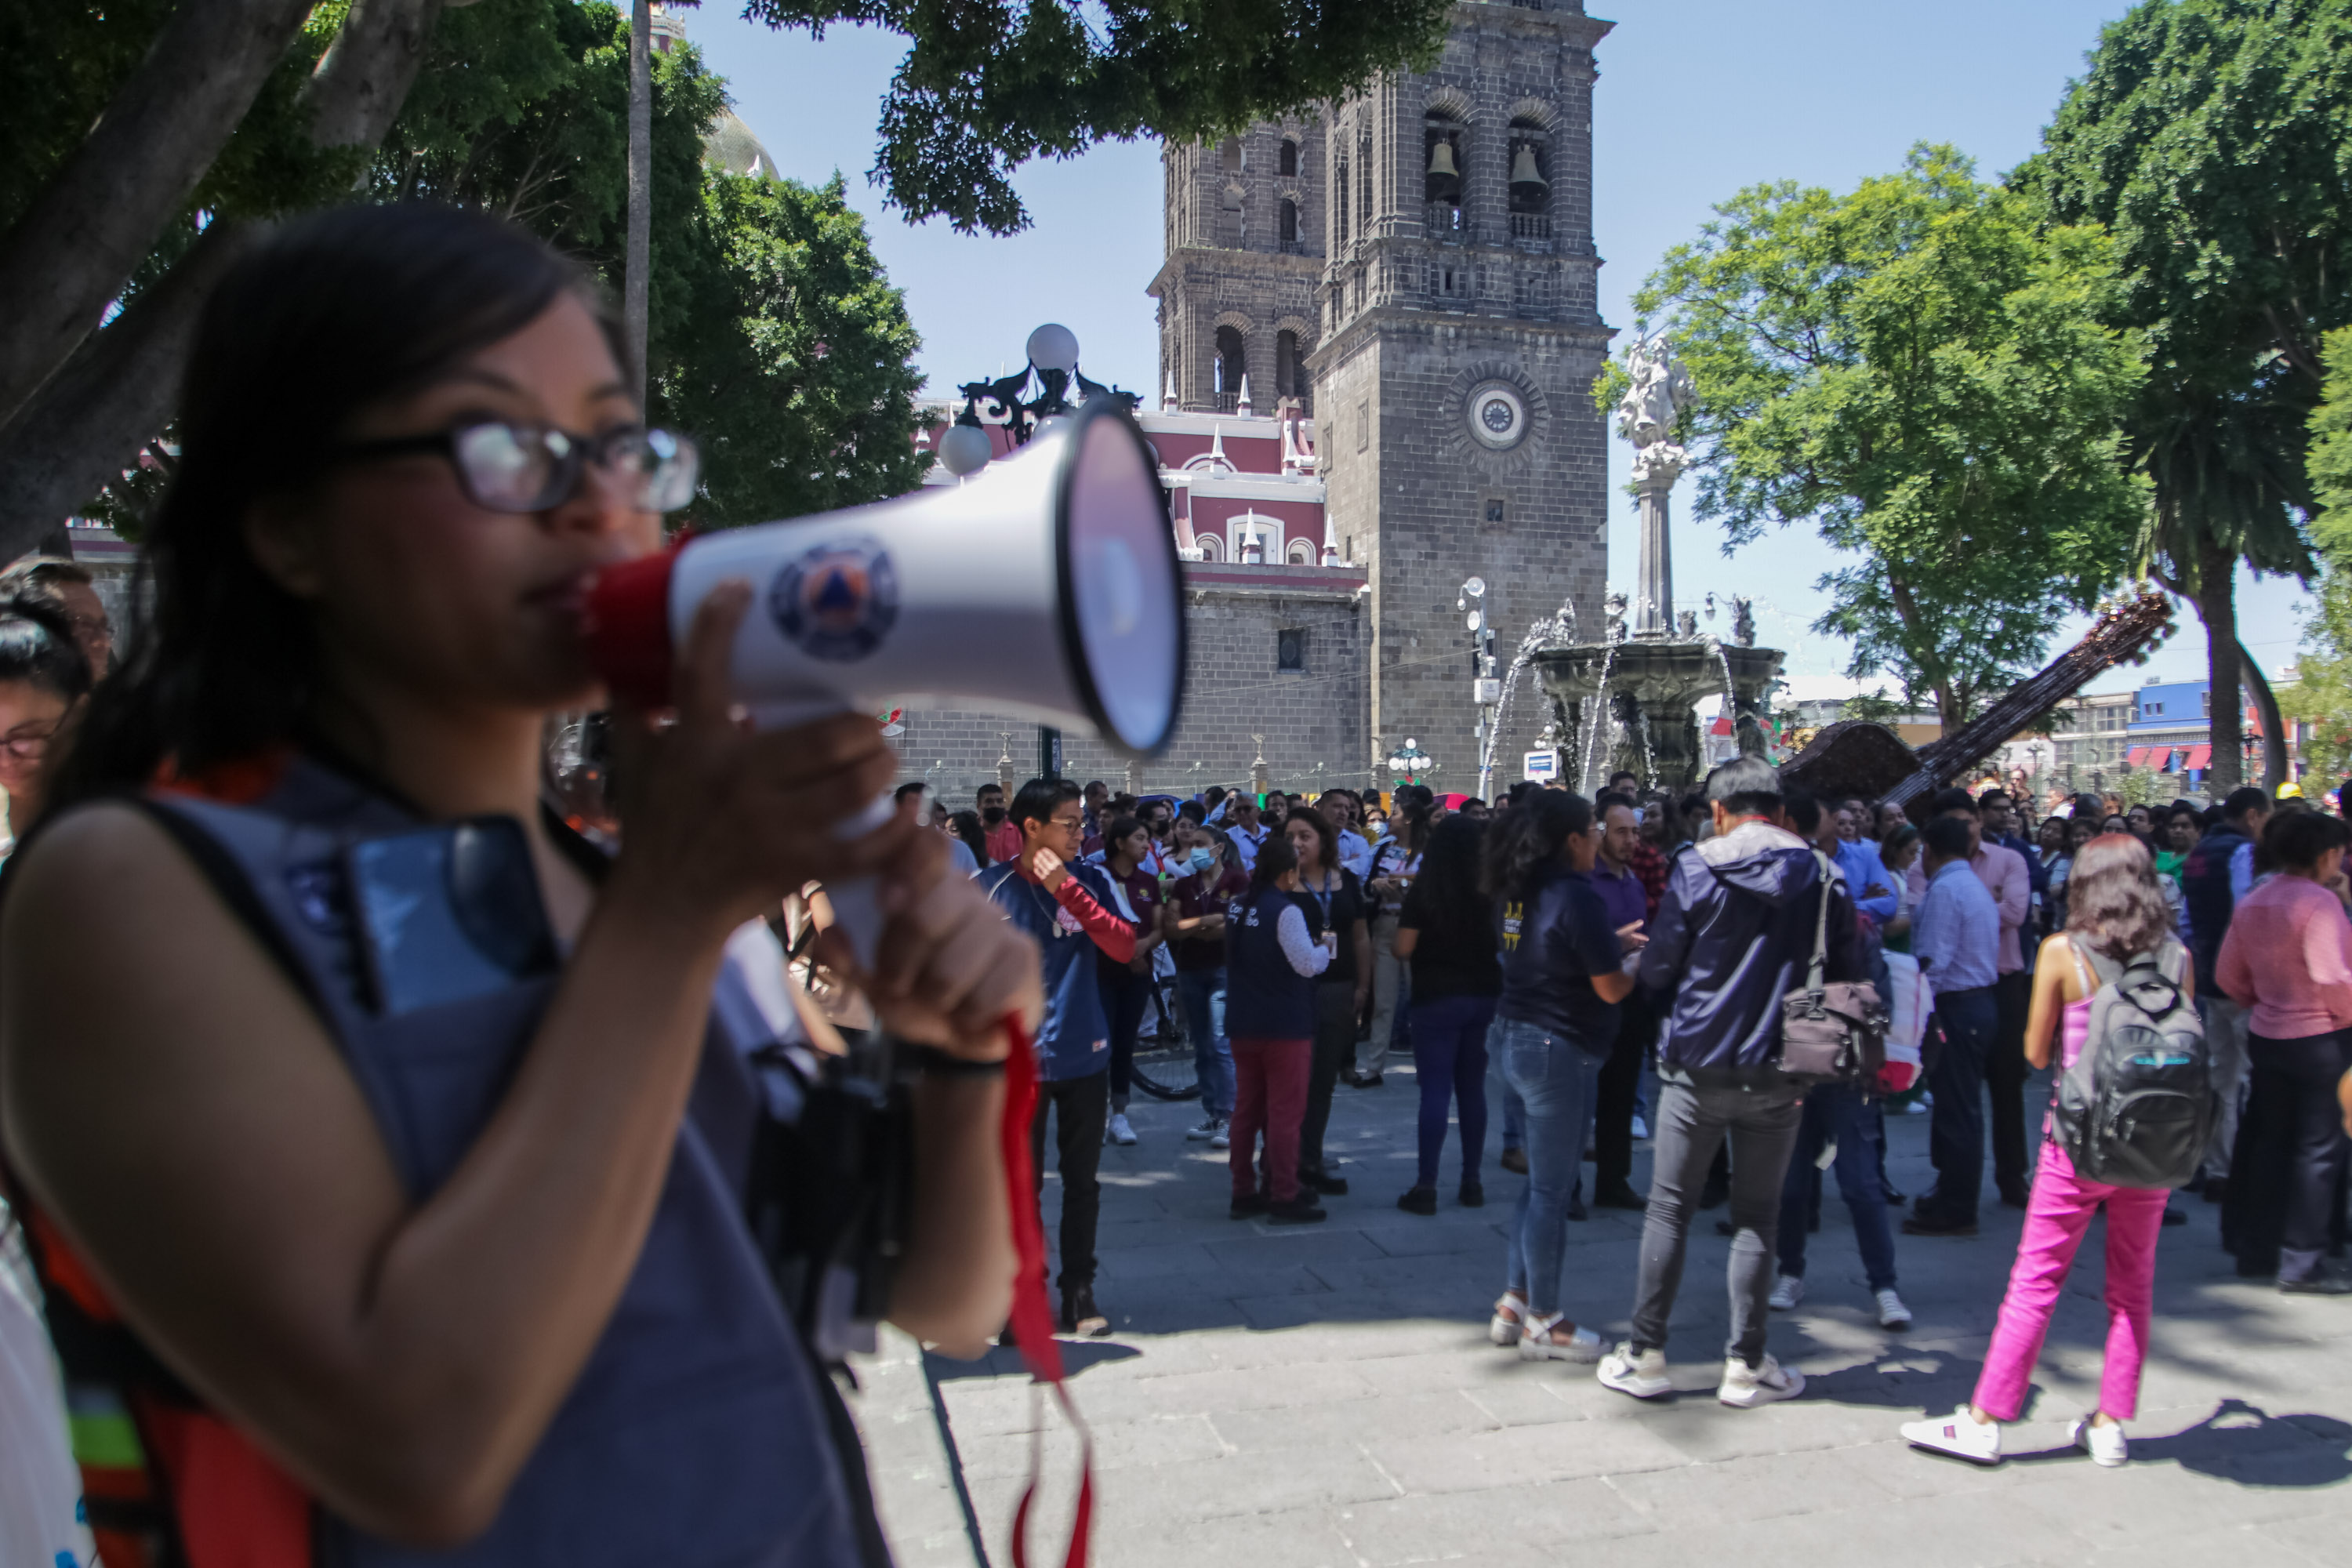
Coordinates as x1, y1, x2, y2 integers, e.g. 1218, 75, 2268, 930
1901, 833, 2182, 1470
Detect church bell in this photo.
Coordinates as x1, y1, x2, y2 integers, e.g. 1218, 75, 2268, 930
1425, 137, 1461, 201
1509, 143, 1548, 198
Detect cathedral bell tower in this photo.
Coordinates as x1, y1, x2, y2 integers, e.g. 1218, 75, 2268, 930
1308, 1, 1615, 786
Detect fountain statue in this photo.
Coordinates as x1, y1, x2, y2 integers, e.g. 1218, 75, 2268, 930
1515, 336, 1785, 794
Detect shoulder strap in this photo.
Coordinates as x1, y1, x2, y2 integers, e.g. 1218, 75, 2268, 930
2061, 934, 2096, 996
1806, 850, 1832, 996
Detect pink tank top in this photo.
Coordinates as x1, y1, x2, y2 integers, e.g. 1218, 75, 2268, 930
2060, 996, 2092, 1071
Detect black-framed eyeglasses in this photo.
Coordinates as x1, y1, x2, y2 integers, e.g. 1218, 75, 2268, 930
334, 419, 700, 514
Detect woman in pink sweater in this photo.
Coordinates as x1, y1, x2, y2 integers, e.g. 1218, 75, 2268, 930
2215, 810, 2352, 1294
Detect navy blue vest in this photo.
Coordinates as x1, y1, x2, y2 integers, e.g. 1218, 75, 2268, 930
142, 757, 867, 1567
2180, 824, 2249, 992
1222, 884, 1316, 1039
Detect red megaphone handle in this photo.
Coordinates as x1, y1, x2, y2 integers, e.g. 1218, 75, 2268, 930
997, 1014, 1093, 1568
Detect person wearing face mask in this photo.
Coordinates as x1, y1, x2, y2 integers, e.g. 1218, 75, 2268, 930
1169, 820, 1247, 1145
0, 206, 1033, 1566
976, 781, 1022, 865
1287, 810, 1370, 1198
1222, 837, 1333, 1224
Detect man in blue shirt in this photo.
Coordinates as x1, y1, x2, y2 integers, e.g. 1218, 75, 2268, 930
1904, 814, 2004, 1237
978, 778, 1136, 1337
1831, 804, 1899, 925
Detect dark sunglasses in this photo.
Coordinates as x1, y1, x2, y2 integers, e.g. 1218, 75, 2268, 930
335, 419, 700, 514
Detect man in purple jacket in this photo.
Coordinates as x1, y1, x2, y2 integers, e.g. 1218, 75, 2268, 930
1596, 757, 1863, 1411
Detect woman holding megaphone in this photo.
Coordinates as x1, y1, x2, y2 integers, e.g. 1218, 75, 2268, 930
0, 205, 1033, 1566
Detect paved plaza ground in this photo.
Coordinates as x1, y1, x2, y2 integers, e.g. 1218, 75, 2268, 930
848, 1060, 2352, 1567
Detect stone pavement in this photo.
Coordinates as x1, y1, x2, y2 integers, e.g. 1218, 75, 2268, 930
845, 1062, 2352, 1567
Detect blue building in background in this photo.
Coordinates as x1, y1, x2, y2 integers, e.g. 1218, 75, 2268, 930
2123, 678, 2213, 788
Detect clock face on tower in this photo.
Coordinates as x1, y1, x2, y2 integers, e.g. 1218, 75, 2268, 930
1466, 383, 1528, 449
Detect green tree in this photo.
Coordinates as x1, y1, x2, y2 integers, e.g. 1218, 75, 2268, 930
1635, 145, 2148, 731
2282, 324, 2352, 779
0, 0, 1454, 558
748, 0, 1453, 234
2025, 0, 2352, 793
658, 172, 925, 524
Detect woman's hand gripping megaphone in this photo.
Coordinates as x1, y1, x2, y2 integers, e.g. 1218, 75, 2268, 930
607, 579, 1040, 1054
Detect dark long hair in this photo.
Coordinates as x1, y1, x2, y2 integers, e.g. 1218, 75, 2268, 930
49, 205, 617, 811
1287, 806, 1337, 872
1481, 789, 1593, 900
1414, 814, 1491, 935
1247, 833, 1299, 895
948, 809, 990, 866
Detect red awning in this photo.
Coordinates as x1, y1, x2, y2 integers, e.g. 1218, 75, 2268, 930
2125, 746, 2151, 767
1709, 715, 1734, 736
2153, 748, 2176, 772
2185, 744, 2212, 771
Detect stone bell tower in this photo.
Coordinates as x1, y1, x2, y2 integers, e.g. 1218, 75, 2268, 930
1306, 0, 1615, 785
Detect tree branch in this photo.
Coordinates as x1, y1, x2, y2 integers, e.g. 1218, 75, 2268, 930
303, 0, 446, 150
0, 0, 317, 430
2238, 637, 2290, 792
0, 222, 260, 564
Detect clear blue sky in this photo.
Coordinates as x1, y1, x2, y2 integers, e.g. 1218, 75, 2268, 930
680, 0, 2310, 698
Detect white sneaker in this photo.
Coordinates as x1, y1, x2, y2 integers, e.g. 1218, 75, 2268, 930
1519, 1312, 1604, 1364
1185, 1116, 1221, 1141
1210, 1120, 1230, 1149
1489, 1291, 1526, 1346
1597, 1342, 1672, 1399
1902, 1404, 2002, 1464
1875, 1288, 1912, 1330
1630, 1115, 1650, 1141
1107, 1112, 1138, 1146
1769, 1274, 1805, 1311
2071, 1415, 2129, 1468
1719, 1352, 1806, 1408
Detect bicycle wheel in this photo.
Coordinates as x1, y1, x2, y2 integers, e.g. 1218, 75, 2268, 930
1127, 975, 1202, 1101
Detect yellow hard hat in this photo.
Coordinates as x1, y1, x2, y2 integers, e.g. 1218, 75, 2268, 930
2276, 780, 2303, 799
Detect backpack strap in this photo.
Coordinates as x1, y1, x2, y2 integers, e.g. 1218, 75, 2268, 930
2061, 934, 2096, 998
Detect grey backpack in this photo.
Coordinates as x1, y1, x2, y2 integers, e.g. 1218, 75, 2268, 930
2053, 937, 2214, 1189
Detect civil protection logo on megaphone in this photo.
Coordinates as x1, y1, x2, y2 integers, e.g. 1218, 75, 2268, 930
768, 536, 901, 662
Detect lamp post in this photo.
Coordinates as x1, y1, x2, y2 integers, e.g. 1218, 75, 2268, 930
1386, 738, 1434, 788
1461, 576, 1501, 800
938, 324, 1143, 779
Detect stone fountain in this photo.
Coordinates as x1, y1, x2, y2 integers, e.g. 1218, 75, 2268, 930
1525, 336, 1783, 794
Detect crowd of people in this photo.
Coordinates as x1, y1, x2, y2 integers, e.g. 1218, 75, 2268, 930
2, 203, 2351, 1568
942, 755, 2352, 1466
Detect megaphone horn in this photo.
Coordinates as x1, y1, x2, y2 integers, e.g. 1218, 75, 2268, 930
585, 396, 1186, 757
582, 397, 1187, 958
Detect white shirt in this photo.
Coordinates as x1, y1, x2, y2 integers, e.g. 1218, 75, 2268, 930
1230, 822, 1269, 872
1335, 827, 1374, 880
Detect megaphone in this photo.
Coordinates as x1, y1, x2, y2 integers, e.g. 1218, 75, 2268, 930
583, 396, 1186, 956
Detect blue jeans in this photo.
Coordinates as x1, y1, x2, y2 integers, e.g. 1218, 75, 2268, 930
1495, 1017, 1606, 1316
1498, 1065, 1526, 1150
1410, 993, 1496, 1188
1175, 966, 1234, 1119
1776, 1082, 1897, 1291
1926, 985, 2001, 1224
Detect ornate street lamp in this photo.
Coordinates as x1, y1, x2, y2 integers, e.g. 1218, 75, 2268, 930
937, 324, 1145, 775
948, 323, 1142, 461
1386, 738, 1434, 784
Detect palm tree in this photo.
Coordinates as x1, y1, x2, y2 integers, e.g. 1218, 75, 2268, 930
2136, 384, 2314, 793
625, 0, 652, 406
